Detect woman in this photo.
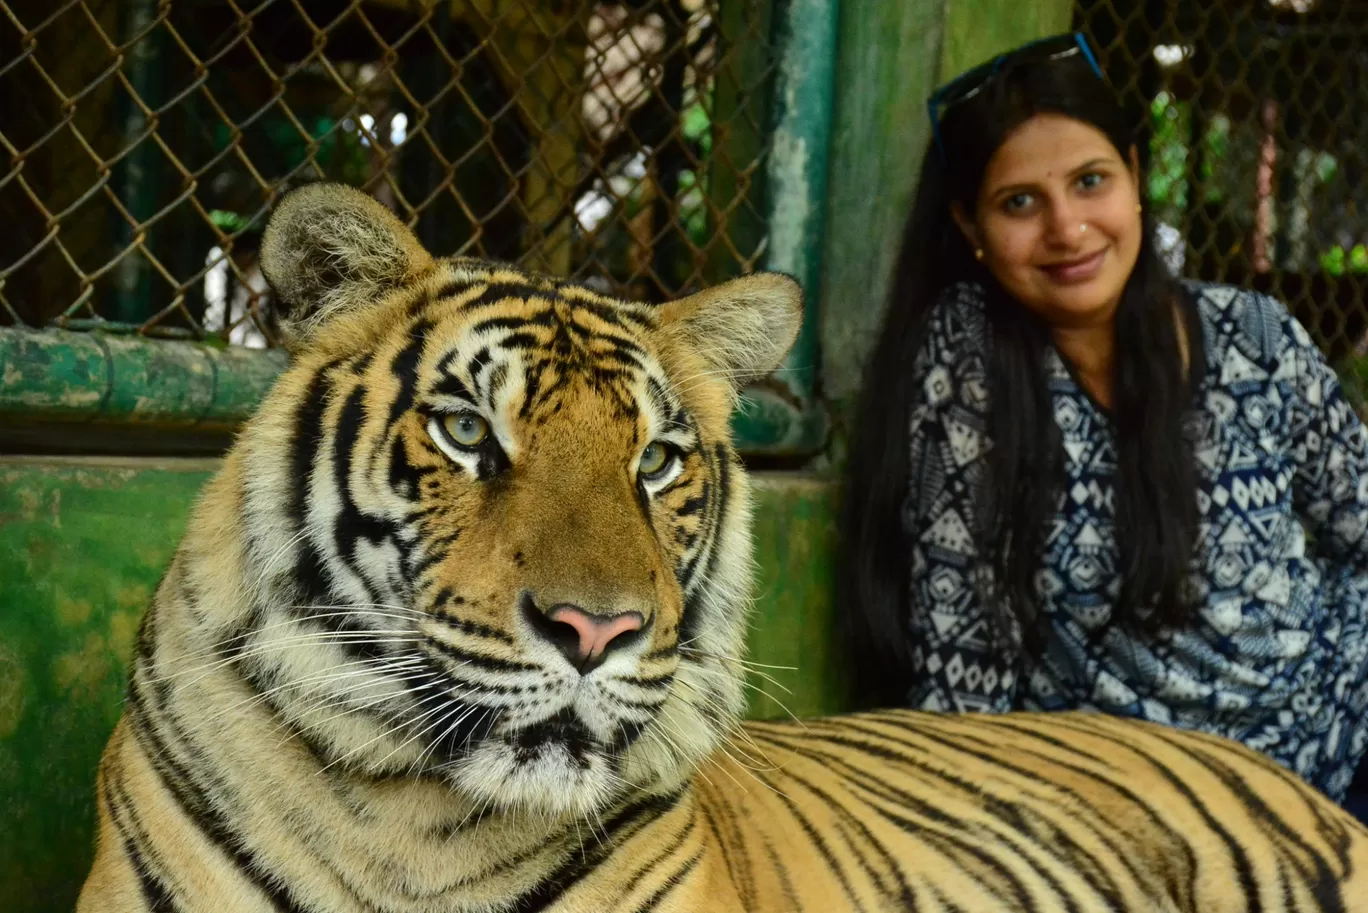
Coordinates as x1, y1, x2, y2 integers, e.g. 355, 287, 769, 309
839, 32, 1368, 816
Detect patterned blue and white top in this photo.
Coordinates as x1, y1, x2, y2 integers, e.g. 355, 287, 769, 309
903, 279, 1368, 802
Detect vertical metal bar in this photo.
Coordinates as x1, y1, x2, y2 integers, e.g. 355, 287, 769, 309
760, 0, 839, 406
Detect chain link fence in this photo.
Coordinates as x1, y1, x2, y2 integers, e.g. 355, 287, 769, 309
1075, 0, 1368, 388
0, 0, 777, 348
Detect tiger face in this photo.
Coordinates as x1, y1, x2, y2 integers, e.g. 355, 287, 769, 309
233, 184, 801, 819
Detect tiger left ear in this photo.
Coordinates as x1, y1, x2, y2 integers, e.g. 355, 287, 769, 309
259, 182, 435, 345
658, 272, 803, 389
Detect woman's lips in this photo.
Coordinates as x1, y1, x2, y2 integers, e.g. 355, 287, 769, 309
1040, 249, 1106, 284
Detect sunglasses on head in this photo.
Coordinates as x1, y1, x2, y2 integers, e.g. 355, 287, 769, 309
926, 32, 1106, 164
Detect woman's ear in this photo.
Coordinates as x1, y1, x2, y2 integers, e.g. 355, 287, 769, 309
950, 200, 980, 252
1127, 144, 1142, 193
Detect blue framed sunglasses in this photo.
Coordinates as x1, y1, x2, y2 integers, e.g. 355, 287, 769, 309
926, 31, 1106, 164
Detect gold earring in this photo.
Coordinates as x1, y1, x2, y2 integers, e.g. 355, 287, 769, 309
1136, 202, 1143, 213
974, 248, 984, 261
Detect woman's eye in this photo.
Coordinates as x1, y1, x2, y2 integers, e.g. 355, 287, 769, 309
442, 412, 489, 448
1003, 192, 1033, 213
1078, 171, 1106, 190
639, 442, 672, 478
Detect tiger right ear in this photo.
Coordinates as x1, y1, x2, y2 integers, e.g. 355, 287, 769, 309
658, 272, 803, 391
258, 183, 434, 344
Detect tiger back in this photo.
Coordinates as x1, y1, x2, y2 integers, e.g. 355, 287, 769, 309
77, 183, 1368, 913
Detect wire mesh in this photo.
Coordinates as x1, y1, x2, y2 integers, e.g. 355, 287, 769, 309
1074, 0, 1368, 377
0, 0, 777, 348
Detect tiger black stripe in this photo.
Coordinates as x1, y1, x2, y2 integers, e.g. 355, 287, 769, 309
759, 839, 803, 912
497, 330, 542, 351
508, 794, 686, 913
472, 312, 558, 336
1151, 728, 1351, 906
739, 763, 866, 910
287, 360, 341, 528
765, 750, 920, 906
430, 615, 516, 647
287, 360, 345, 609
738, 736, 924, 907
679, 447, 730, 645
823, 719, 1168, 900
387, 435, 432, 502
332, 385, 400, 602
104, 773, 178, 912
747, 729, 1041, 908
1040, 716, 1265, 910
966, 715, 1203, 892
485, 362, 510, 404
562, 294, 654, 330
458, 281, 553, 310
405, 543, 448, 584
702, 790, 758, 909
385, 319, 434, 427
616, 802, 699, 900
461, 346, 491, 395
121, 675, 305, 913
838, 721, 1160, 900
630, 850, 702, 913
424, 636, 540, 674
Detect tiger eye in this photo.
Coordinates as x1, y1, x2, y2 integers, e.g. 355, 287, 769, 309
443, 412, 490, 448
639, 442, 669, 477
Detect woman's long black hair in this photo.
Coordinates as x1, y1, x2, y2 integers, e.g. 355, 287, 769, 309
838, 52, 1204, 709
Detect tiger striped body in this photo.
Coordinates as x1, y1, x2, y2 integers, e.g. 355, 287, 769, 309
78, 185, 1368, 913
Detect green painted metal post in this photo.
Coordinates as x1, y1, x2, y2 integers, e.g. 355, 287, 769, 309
761, 0, 840, 409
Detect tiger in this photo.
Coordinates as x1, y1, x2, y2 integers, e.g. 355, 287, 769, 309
77, 182, 1368, 913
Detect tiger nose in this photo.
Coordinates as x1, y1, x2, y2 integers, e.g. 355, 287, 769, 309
531, 602, 645, 675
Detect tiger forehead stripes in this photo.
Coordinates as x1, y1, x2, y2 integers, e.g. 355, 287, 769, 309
79, 183, 1368, 913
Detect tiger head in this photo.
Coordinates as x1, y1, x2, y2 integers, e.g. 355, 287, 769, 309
231, 183, 801, 818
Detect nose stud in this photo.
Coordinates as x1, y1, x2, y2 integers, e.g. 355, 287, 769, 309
1079, 223, 1089, 233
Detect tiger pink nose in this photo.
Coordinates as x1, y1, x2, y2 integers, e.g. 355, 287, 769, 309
542, 604, 645, 674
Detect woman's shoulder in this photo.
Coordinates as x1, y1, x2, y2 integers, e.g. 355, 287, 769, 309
1180, 279, 1315, 367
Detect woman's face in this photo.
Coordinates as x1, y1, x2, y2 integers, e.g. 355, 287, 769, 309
953, 112, 1143, 329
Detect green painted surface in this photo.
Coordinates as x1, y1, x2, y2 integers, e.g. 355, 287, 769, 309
938, 0, 1076, 82
0, 458, 840, 911
0, 458, 215, 912
746, 473, 849, 720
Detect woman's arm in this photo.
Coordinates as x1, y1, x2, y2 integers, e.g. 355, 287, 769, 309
1282, 305, 1368, 570
902, 297, 1022, 712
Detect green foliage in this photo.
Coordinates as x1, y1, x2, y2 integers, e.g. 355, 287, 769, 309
1319, 244, 1368, 277
1147, 92, 1190, 211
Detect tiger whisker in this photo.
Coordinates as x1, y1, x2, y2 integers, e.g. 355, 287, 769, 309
193, 654, 430, 731
167, 633, 422, 687
272, 670, 450, 746
307, 677, 459, 768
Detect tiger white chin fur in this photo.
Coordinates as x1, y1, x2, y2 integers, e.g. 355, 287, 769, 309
77, 183, 1368, 913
